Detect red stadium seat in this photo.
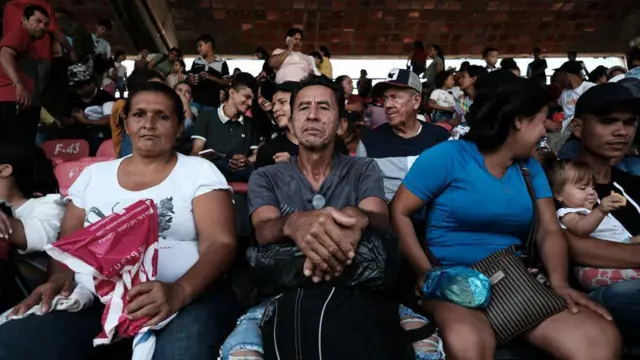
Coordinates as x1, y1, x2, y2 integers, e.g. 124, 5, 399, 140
41, 139, 90, 162
54, 160, 99, 196
434, 122, 453, 133
96, 139, 116, 158
229, 182, 248, 194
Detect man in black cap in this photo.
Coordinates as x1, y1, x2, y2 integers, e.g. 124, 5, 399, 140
565, 82, 640, 341
61, 63, 115, 155
556, 60, 596, 134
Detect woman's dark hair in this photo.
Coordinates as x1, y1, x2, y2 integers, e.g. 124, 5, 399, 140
319, 45, 331, 58
466, 65, 489, 80
434, 70, 453, 89
500, 57, 519, 71
175, 60, 186, 71
0, 143, 58, 198
285, 28, 304, 40
588, 66, 607, 82
334, 75, 350, 89
291, 76, 345, 120
126, 68, 164, 91
254, 46, 269, 59
309, 51, 323, 63
430, 44, 445, 64
413, 41, 425, 51
124, 82, 185, 124
464, 77, 547, 151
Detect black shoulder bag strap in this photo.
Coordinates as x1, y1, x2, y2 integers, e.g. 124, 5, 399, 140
519, 162, 539, 268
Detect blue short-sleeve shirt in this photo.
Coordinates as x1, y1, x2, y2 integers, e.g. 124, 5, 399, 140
402, 140, 552, 266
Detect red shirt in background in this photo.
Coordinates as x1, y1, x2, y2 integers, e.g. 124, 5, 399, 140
0, 27, 37, 101
2, 0, 58, 61
411, 49, 428, 64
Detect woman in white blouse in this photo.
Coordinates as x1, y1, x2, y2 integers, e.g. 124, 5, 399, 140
268, 28, 320, 83
1, 82, 239, 360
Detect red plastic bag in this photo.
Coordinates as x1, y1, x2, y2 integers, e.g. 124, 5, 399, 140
46, 199, 159, 344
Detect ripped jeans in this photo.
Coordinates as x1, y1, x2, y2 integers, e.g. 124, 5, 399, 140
221, 302, 444, 360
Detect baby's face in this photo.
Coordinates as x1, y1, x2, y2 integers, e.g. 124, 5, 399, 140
557, 182, 598, 209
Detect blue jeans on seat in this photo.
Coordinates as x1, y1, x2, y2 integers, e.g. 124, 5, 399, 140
590, 278, 640, 341
0, 284, 238, 360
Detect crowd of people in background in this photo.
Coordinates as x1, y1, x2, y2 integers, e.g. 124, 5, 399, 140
1, 1, 640, 359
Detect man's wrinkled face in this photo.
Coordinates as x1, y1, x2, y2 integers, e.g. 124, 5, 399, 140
23, 11, 49, 39
291, 85, 339, 150
573, 108, 638, 160
382, 87, 420, 126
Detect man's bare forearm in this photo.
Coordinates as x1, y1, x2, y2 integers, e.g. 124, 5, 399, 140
567, 231, 640, 268
255, 216, 290, 245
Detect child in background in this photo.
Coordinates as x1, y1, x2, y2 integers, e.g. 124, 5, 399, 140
483, 47, 499, 72
428, 70, 456, 124
550, 160, 640, 289
113, 51, 127, 98
102, 65, 117, 97
166, 60, 187, 89
174, 82, 198, 139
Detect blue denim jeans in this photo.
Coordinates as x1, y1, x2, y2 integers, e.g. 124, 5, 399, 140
221, 302, 444, 360
0, 284, 238, 360
590, 278, 640, 341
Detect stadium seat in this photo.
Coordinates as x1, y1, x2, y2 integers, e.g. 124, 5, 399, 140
434, 122, 453, 132
41, 139, 90, 162
96, 139, 116, 158
230, 182, 248, 194
54, 160, 99, 196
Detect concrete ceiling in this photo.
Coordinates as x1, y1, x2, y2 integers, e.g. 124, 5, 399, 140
2, 0, 640, 57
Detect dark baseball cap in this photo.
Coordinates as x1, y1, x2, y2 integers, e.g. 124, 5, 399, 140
555, 60, 583, 76
371, 68, 422, 97
574, 82, 640, 118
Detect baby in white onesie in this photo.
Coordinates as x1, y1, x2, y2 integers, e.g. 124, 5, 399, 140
550, 160, 640, 289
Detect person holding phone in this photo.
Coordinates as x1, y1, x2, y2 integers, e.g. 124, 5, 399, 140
268, 28, 320, 84
188, 34, 230, 113
190, 73, 259, 182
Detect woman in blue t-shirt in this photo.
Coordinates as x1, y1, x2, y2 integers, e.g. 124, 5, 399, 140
390, 78, 621, 359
